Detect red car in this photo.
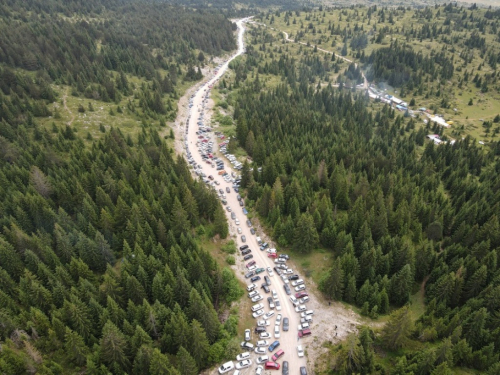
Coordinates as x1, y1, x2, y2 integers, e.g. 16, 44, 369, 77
271, 349, 284, 362
265, 362, 280, 370
268, 252, 277, 258
246, 261, 256, 268
298, 328, 312, 338
295, 292, 308, 298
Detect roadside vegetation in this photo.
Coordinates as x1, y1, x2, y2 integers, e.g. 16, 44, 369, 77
218, 12, 500, 374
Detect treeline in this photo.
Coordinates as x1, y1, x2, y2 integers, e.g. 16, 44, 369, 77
231, 51, 500, 372
0, 118, 238, 373
366, 41, 454, 88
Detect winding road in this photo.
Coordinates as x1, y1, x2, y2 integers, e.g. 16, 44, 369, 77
181, 18, 309, 375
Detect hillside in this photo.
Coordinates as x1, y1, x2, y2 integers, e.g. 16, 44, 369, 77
205, 7, 500, 374
0, 1, 245, 374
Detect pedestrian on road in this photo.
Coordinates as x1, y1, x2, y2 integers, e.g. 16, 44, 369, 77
329, 301, 331, 306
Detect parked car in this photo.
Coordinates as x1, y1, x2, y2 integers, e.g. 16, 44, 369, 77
274, 325, 280, 338
242, 249, 251, 255
239, 245, 249, 251
244, 254, 253, 261
295, 305, 306, 313
282, 361, 289, 375
288, 275, 299, 281
300, 367, 307, 375
245, 271, 255, 279
291, 279, 304, 287
246, 283, 257, 292
264, 311, 275, 320
255, 347, 267, 354
251, 294, 263, 302
268, 252, 277, 258
261, 284, 270, 293
298, 328, 312, 337
267, 297, 275, 309
235, 359, 252, 370
265, 362, 280, 370
251, 276, 261, 283
246, 261, 256, 268
260, 332, 271, 339
275, 300, 282, 311
257, 320, 270, 327
252, 310, 264, 318
284, 284, 291, 295
283, 318, 289, 331
268, 340, 280, 352
296, 292, 308, 298
237, 352, 251, 361
218, 361, 234, 374
272, 349, 285, 362
256, 365, 264, 375
264, 276, 271, 285
256, 340, 269, 347
267, 267, 274, 276
297, 345, 304, 357
295, 284, 306, 292
241, 235, 246, 242
275, 314, 282, 326
251, 303, 264, 312
255, 326, 266, 334
256, 356, 269, 364
300, 296, 310, 304
255, 267, 265, 274
240, 341, 254, 350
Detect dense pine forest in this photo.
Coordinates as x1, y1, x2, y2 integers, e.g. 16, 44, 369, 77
0, 0, 244, 374
213, 11, 500, 374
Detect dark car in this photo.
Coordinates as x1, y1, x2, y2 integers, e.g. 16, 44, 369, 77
246, 220, 252, 227
251, 276, 261, 282
279, 254, 289, 260
300, 367, 307, 375
226, 187, 230, 193
242, 249, 251, 255
255, 326, 266, 334
264, 276, 271, 286
250, 228, 256, 235
261, 284, 270, 293
244, 254, 254, 261
246, 260, 256, 268
288, 275, 299, 281
282, 318, 289, 331
284, 284, 291, 295
239, 200, 244, 207
240, 245, 249, 251
282, 361, 289, 375
245, 271, 255, 279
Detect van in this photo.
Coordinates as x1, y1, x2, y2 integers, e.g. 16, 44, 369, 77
298, 328, 311, 337
252, 303, 264, 312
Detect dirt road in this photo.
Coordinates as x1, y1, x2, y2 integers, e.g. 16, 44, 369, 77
179, 17, 367, 375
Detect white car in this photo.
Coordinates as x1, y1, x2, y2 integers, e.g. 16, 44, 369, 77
295, 284, 306, 292
300, 296, 310, 304
248, 290, 258, 298
289, 296, 299, 306
281, 275, 289, 284
244, 329, 251, 341
267, 267, 274, 276
275, 258, 286, 263
256, 355, 269, 364
257, 320, 270, 327
255, 347, 266, 354
252, 309, 265, 318
272, 290, 278, 300
260, 332, 271, 339
298, 322, 310, 330
256, 340, 269, 347
256, 365, 264, 375
237, 352, 251, 361
264, 311, 275, 320
218, 361, 234, 374
252, 303, 264, 312
237, 227, 242, 234
235, 219, 240, 225
275, 300, 282, 311
248, 265, 257, 271
251, 295, 263, 302
236, 359, 252, 370
284, 269, 293, 274
295, 305, 307, 313
274, 325, 280, 338
247, 283, 257, 292
297, 345, 304, 358
301, 316, 313, 323
300, 310, 314, 318
291, 279, 304, 287
275, 314, 282, 325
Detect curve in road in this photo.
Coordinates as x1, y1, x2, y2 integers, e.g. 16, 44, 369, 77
182, 17, 309, 375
